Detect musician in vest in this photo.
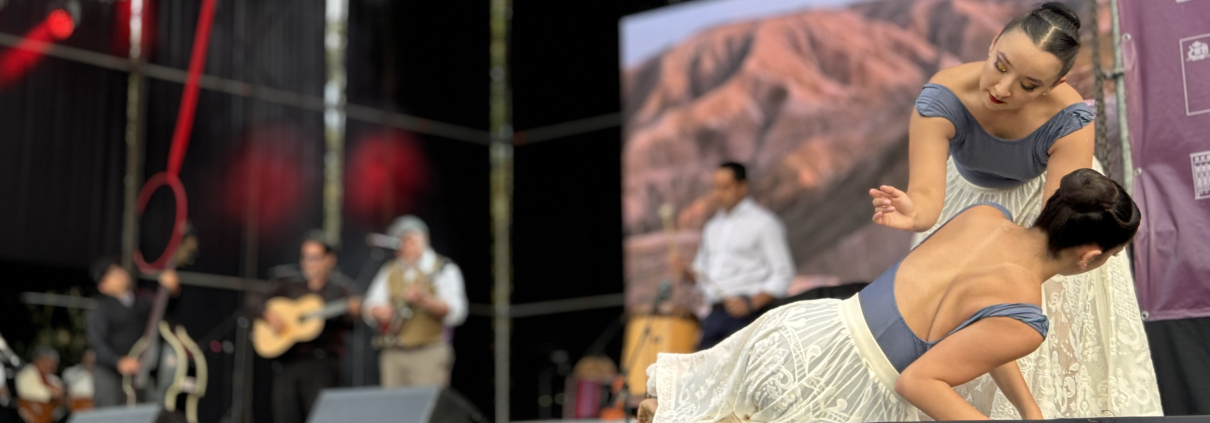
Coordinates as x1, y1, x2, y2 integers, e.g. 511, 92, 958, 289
85, 258, 181, 407
363, 215, 467, 387
249, 231, 361, 423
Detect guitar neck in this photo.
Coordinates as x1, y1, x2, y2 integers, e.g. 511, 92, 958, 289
144, 286, 172, 333
133, 285, 171, 388
304, 299, 351, 320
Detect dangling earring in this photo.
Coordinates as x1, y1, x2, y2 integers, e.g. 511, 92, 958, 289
1043, 92, 1049, 96
1078, 260, 1085, 267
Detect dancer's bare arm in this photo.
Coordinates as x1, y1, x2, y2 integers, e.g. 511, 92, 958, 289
871, 110, 953, 232
895, 318, 1044, 421
1042, 124, 1094, 205
990, 360, 1043, 419
637, 398, 658, 423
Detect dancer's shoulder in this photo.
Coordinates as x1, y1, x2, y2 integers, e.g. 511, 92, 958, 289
927, 62, 981, 91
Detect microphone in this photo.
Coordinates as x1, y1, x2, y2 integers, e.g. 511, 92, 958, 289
366, 233, 401, 250
269, 264, 303, 280
0, 335, 19, 367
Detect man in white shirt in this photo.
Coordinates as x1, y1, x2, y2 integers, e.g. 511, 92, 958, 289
363, 215, 467, 387
60, 350, 93, 408
673, 162, 794, 350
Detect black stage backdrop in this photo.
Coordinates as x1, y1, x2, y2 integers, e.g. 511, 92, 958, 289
0, 0, 665, 421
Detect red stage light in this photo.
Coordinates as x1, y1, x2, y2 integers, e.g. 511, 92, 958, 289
347, 131, 431, 224
46, 9, 74, 40
0, 6, 78, 88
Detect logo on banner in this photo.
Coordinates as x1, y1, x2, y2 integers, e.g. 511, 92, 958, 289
1192, 151, 1210, 200
1190, 41, 1209, 62
1181, 34, 1210, 116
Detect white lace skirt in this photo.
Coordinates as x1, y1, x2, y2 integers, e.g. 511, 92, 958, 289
923, 157, 1163, 418
646, 297, 921, 423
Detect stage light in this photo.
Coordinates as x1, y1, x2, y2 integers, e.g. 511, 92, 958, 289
46, 0, 81, 40
0, 0, 81, 88
47, 9, 74, 40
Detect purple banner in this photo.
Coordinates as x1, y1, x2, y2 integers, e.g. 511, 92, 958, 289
1121, 0, 1210, 321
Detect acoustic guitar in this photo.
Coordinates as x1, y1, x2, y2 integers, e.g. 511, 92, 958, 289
17, 397, 61, 423
251, 294, 352, 358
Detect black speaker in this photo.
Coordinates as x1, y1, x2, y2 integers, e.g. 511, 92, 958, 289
66, 405, 162, 423
308, 386, 486, 423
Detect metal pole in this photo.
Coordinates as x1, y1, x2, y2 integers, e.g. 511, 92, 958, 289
1110, 0, 1135, 194
490, 0, 513, 421
1090, 0, 1108, 169
120, 0, 147, 272
324, 0, 349, 246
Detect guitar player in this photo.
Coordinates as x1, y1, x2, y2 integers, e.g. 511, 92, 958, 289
85, 257, 181, 408
362, 215, 466, 388
247, 231, 361, 423
14, 346, 64, 423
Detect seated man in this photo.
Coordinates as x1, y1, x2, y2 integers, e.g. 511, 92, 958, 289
15, 347, 64, 423
61, 350, 94, 411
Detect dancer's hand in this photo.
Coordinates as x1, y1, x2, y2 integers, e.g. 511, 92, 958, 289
870, 185, 918, 231
637, 398, 658, 423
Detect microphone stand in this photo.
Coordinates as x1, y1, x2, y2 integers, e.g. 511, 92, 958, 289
351, 247, 388, 387
616, 280, 670, 423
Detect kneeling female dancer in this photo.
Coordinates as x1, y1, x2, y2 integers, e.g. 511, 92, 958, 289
639, 169, 1139, 422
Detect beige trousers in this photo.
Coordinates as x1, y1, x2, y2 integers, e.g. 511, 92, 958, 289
378, 342, 453, 387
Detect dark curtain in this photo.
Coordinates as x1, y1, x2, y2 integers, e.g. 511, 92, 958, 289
0, 0, 128, 268
1146, 317, 1210, 415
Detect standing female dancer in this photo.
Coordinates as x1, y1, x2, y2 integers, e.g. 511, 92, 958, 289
639, 169, 1138, 422
869, 3, 1160, 417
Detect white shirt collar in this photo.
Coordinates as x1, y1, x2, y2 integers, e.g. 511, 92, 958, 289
400, 248, 438, 273
716, 197, 755, 219
117, 292, 135, 308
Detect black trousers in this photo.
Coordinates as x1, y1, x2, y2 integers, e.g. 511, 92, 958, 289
272, 356, 340, 423
93, 366, 124, 407
696, 303, 764, 351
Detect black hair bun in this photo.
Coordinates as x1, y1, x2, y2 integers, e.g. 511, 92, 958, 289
1038, 2, 1081, 31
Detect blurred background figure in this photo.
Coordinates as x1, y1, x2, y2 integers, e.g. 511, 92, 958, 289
363, 215, 467, 388
60, 350, 93, 412
671, 162, 794, 350
14, 346, 63, 423
248, 231, 361, 423
86, 258, 181, 407
0, 332, 15, 423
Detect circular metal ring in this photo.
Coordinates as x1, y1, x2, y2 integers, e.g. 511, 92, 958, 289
133, 171, 188, 273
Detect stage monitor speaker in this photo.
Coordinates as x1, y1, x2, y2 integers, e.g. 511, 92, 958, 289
308, 386, 486, 423
67, 405, 166, 423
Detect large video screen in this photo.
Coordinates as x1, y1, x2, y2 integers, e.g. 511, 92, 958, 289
621, 0, 1100, 315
